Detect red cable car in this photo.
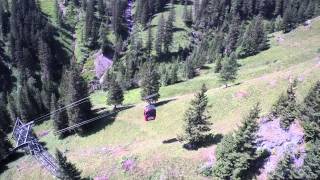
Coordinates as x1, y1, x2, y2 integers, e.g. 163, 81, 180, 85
143, 93, 159, 121
144, 104, 156, 121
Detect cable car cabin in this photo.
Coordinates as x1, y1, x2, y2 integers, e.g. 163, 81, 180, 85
144, 104, 156, 121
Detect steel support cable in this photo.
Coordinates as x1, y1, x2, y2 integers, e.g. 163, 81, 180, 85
53, 110, 120, 135
31, 96, 91, 124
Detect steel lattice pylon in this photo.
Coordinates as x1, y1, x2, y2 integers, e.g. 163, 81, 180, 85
12, 118, 61, 178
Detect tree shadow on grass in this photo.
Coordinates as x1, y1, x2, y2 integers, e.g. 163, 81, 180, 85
183, 134, 224, 151
0, 151, 25, 174
155, 99, 177, 107
162, 138, 179, 144
81, 105, 135, 137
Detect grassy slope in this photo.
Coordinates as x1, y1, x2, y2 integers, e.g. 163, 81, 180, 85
2, 6, 320, 180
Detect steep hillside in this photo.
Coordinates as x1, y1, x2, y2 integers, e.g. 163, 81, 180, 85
2, 16, 320, 180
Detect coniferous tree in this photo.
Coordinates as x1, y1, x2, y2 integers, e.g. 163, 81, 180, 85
54, 0, 63, 26
272, 80, 298, 130
180, 84, 212, 148
300, 81, 320, 141
268, 153, 297, 180
219, 53, 238, 87
298, 139, 320, 179
140, 61, 160, 102
51, 94, 68, 139
56, 149, 82, 180
282, 3, 296, 33
213, 104, 261, 179
238, 16, 268, 58
106, 78, 124, 109
194, 0, 200, 20
163, 5, 175, 54
214, 54, 223, 73
146, 26, 153, 55
224, 15, 240, 56
0, 1, 4, 39
0, 129, 11, 161
85, 0, 98, 48
275, 15, 283, 31
155, 14, 165, 56
81, 0, 87, 11
64, 63, 93, 135
97, 0, 105, 18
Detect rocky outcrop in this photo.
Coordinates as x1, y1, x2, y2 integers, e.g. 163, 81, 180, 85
257, 117, 305, 180
94, 50, 113, 80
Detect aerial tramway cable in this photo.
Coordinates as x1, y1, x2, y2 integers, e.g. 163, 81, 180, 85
31, 96, 91, 124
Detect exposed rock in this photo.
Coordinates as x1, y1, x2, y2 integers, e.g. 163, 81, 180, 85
94, 50, 113, 80
257, 118, 305, 180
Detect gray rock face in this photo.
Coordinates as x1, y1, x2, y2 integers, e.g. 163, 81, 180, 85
94, 50, 113, 79
257, 117, 305, 179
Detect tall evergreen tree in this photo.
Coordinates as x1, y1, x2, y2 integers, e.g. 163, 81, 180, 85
272, 80, 298, 130
97, 0, 105, 18
0, 129, 11, 161
180, 84, 212, 148
146, 26, 153, 55
163, 6, 175, 54
106, 78, 124, 109
298, 139, 320, 179
219, 53, 238, 87
140, 61, 160, 102
56, 149, 82, 180
64, 63, 93, 135
85, 0, 98, 48
213, 104, 261, 179
224, 15, 240, 56
300, 81, 320, 141
51, 94, 68, 139
268, 153, 297, 180
155, 14, 165, 56
282, 3, 296, 33
238, 16, 268, 58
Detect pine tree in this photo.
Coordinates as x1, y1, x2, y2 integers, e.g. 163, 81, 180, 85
140, 61, 160, 102
181, 84, 212, 148
282, 3, 296, 33
214, 54, 223, 73
64, 63, 93, 135
163, 6, 175, 54
269, 153, 297, 180
194, 0, 200, 20
300, 81, 320, 141
85, 0, 98, 48
0, 129, 11, 161
213, 104, 261, 179
155, 14, 165, 56
81, 0, 87, 11
146, 25, 153, 55
298, 139, 320, 179
106, 78, 124, 109
275, 15, 283, 31
0, 1, 4, 39
56, 149, 82, 180
97, 0, 105, 18
169, 63, 178, 85
219, 53, 238, 87
272, 80, 298, 130
224, 15, 240, 56
51, 94, 68, 139
238, 16, 268, 58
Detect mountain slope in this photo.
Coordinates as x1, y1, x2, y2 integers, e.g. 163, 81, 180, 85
2, 17, 320, 180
